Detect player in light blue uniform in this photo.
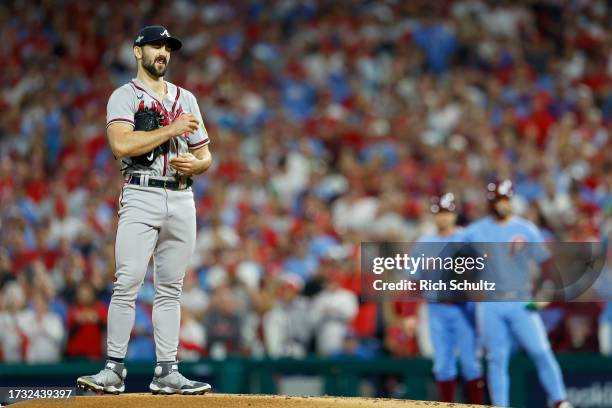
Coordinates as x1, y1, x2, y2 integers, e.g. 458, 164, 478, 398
462, 180, 572, 408
415, 193, 483, 404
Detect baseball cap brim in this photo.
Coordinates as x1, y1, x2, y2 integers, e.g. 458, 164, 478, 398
136, 37, 182, 51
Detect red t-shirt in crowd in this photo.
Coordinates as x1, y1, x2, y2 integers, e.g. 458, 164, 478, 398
66, 302, 107, 360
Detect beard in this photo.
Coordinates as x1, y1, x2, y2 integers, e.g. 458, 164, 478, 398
491, 204, 512, 220
142, 54, 168, 78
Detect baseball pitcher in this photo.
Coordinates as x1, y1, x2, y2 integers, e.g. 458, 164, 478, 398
77, 25, 212, 395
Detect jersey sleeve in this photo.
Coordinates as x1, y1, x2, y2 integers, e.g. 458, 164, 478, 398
527, 222, 552, 263
106, 86, 136, 128
184, 90, 210, 150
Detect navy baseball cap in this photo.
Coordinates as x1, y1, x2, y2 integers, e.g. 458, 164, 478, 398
134, 25, 182, 51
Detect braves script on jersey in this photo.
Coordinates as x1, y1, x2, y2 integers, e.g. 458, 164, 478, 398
106, 77, 209, 177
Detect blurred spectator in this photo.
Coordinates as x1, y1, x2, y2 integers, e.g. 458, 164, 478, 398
181, 268, 209, 320
0, 282, 28, 362
30, 260, 68, 323
65, 282, 107, 360
537, 176, 572, 233
310, 273, 358, 356
57, 251, 86, 305
179, 307, 206, 362
262, 273, 310, 358
48, 199, 84, 243
332, 187, 380, 234
546, 302, 603, 353
19, 292, 65, 363
204, 285, 244, 359
283, 242, 318, 281
413, 15, 457, 74
385, 302, 421, 358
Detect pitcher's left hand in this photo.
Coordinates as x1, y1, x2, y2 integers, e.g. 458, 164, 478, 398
170, 153, 205, 175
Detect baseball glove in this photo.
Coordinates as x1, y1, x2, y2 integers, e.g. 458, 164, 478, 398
131, 108, 169, 166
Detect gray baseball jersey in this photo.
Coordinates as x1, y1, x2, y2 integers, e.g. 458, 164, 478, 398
106, 78, 209, 177
105, 78, 206, 363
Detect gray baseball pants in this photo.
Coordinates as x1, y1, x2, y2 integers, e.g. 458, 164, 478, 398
107, 183, 196, 362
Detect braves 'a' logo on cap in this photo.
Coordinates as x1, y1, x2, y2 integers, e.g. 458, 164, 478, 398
136, 35, 144, 43
160, 29, 170, 37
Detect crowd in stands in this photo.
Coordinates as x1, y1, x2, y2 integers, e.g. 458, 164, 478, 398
0, 0, 611, 364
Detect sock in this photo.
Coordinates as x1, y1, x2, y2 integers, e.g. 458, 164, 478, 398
437, 379, 456, 402
465, 377, 485, 404
108, 356, 124, 364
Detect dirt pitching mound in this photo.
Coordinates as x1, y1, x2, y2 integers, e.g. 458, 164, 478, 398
13, 393, 492, 408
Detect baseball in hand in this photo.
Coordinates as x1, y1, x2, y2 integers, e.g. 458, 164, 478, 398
169, 153, 199, 175
169, 153, 195, 165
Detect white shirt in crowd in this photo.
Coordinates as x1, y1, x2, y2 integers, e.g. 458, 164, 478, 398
310, 287, 358, 356
263, 296, 311, 359
0, 310, 64, 363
